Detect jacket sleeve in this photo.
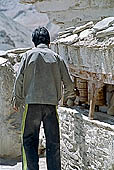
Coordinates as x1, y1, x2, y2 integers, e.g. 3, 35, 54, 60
12, 54, 26, 108
59, 58, 76, 104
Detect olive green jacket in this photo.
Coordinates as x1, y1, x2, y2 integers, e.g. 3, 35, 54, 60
13, 44, 75, 107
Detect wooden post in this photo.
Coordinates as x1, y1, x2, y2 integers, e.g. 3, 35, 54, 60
89, 82, 97, 119
88, 80, 104, 120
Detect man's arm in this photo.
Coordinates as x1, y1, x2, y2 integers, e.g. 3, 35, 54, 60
12, 54, 26, 110
59, 58, 76, 105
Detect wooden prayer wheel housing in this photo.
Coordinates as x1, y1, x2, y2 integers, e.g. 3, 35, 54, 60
88, 85, 106, 106
75, 78, 88, 103
75, 77, 106, 106
96, 86, 106, 106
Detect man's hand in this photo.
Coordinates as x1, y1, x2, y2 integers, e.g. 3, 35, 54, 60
13, 106, 19, 112
74, 88, 80, 96
11, 97, 19, 112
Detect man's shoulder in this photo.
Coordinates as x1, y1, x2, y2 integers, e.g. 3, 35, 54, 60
48, 48, 63, 60
47, 48, 58, 56
24, 48, 41, 61
26, 47, 40, 55
25, 47, 62, 62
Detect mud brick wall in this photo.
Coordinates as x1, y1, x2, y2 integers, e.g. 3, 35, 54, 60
58, 107, 114, 170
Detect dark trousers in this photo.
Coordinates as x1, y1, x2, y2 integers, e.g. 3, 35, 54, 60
22, 104, 61, 170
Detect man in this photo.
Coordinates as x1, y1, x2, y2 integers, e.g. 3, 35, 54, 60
13, 27, 76, 170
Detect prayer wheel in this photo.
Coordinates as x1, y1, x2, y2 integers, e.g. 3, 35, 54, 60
88, 86, 106, 106
96, 86, 106, 106
75, 77, 88, 103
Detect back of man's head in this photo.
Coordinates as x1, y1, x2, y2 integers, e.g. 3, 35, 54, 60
32, 27, 50, 47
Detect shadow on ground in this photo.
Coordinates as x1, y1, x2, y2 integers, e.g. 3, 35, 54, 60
0, 156, 21, 166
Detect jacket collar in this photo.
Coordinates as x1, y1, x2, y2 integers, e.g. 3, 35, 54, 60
36, 44, 49, 49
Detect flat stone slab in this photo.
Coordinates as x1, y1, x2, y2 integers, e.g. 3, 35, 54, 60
93, 17, 114, 31
96, 26, 114, 37
58, 34, 78, 45
73, 21, 93, 34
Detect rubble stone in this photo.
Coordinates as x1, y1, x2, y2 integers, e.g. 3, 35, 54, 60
58, 106, 114, 170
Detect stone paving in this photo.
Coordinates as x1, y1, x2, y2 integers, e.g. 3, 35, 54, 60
0, 158, 47, 170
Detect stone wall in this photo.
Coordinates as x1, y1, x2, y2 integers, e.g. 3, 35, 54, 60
0, 63, 22, 159
0, 48, 29, 159
58, 107, 114, 170
50, 17, 114, 83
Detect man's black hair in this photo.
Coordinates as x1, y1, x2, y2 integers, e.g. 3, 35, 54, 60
32, 27, 50, 47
